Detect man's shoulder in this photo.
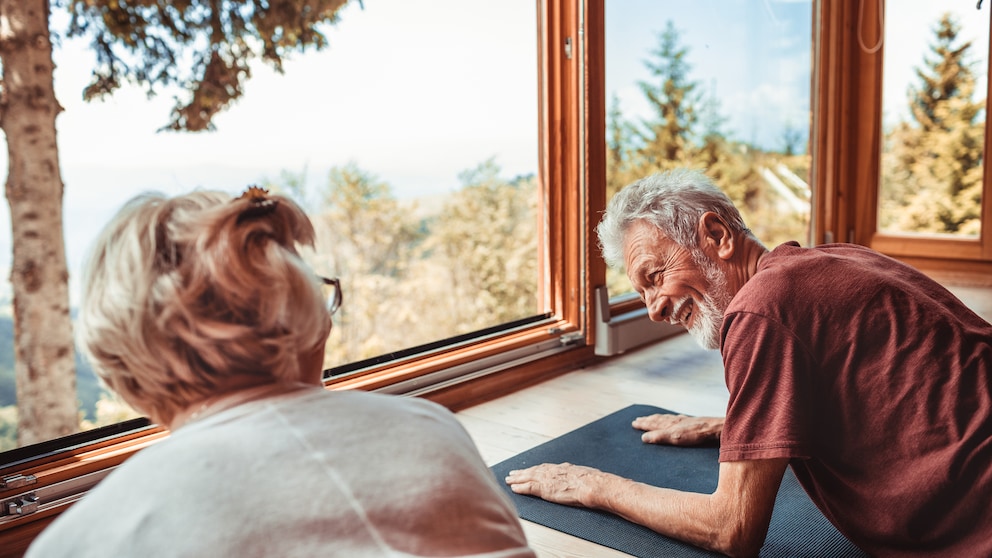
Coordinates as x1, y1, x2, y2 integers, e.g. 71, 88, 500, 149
734, 242, 898, 315
754, 242, 903, 286
762, 241, 891, 268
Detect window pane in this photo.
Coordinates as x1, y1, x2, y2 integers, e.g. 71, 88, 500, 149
604, 0, 813, 297
878, 2, 988, 237
0, 0, 539, 451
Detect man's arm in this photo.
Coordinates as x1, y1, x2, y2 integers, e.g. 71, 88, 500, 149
505, 457, 787, 558
632, 414, 724, 445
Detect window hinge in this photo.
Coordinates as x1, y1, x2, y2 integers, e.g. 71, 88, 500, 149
559, 331, 585, 346
0, 474, 37, 490
3, 493, 40, 517
564, 36, 573, 59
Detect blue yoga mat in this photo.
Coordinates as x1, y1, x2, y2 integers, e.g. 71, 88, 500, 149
490, 404, 867, 558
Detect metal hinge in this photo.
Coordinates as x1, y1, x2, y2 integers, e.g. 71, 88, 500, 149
559, 331, 585, 346
0, 474, 36, 490
3, 493, 40, 517
564, 36, 573, 59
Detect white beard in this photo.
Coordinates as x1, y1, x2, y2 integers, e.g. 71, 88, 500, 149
687, 250, 734, 350
686, 292, 726, 350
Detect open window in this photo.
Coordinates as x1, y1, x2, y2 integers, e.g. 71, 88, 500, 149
814, 0, 992, 276
0, 0, 601, 547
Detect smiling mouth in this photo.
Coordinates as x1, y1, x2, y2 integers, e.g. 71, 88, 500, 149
673, 300, 693, 328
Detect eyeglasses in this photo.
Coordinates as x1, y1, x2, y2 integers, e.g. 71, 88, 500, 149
319, 276, 343, 316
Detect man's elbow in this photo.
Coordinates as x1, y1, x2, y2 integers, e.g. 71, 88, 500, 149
710, 514, 768, 558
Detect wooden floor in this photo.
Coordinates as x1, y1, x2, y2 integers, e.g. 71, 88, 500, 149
455, 283, 992, 558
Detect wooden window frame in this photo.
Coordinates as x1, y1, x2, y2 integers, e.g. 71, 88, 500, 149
813, 0, 992, 277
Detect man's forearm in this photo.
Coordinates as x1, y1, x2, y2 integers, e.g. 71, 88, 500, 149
593, 475, 730, 552
505, 458, 786, 557
588, 458, 787, 558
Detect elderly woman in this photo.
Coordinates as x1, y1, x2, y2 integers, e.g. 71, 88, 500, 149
27, 187, 535, 558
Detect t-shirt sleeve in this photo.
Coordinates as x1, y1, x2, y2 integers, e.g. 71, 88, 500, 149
719, 310, 814, 462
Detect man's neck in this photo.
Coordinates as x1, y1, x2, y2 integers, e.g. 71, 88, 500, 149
728, 235, 769, 292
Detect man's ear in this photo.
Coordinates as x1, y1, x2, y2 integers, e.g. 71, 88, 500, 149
698, 212, 735, 260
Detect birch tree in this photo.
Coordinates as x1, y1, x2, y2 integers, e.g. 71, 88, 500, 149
0, 0, 77, 445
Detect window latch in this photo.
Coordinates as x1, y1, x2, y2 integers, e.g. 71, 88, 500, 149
559, 331, 585, 346
0, 474, 37, 490
3, 493, 40, 517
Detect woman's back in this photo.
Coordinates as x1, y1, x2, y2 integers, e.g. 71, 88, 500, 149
27, 389, 535, 558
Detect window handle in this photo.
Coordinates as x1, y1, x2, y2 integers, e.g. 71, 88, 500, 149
3, 493, 39, 517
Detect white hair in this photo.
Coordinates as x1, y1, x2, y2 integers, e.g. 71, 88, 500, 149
596, 169, 752, 269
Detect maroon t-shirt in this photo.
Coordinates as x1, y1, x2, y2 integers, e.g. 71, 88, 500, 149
719, 242, 992, 557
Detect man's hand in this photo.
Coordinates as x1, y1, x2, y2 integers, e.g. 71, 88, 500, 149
632, 414, 724, 445
504, 462, 614, 508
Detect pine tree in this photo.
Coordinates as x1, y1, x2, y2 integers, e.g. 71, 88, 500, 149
606, 93, 639, 200
632, 21, 701, 173
424, 160, 538, 333
880, 12, 984, 235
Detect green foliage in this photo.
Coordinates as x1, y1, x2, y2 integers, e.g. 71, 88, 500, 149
879, 12, 984, 235
79, 393, 141, 431
0, 406, 17, 452
312, 159, 539, 368
64, 0, 353, 131
321, 162, 422, 278
607, 93, 642, 200
631, 21, 701, 171
261, 167, 313, 212
0, 317, 13, 408
1, 314, 113, 427
315, 162, 423, 363
426, 160, 539, 332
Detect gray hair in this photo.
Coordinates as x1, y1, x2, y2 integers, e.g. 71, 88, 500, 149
77, 190, 331, 425
597, 169, 751, 269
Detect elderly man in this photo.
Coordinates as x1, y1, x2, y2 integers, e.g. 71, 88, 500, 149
505, 169, 992, 557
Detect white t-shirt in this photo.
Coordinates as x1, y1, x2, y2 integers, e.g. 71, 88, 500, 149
27, 389, 535, 558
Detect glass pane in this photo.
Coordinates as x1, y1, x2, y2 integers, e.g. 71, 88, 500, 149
878, 3, 988, 237
604, 0, 813, 297
0, 0, 539, 451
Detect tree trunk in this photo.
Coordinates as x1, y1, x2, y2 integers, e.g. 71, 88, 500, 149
0, 0, 78, 446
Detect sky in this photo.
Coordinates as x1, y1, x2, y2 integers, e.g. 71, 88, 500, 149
882, 1, 990, 127
0, 0, 987, 308
0, 0, 539, 306
606, 0, 814, 151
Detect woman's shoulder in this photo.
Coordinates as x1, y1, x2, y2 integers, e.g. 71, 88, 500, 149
297, 387, 453, 418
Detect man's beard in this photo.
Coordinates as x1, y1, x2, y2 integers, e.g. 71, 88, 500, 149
686, 249, 734, 350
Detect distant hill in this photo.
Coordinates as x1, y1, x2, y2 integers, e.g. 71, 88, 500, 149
0, 316, 104, 421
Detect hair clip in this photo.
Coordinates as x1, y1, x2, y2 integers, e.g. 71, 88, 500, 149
236, 185, 279, 222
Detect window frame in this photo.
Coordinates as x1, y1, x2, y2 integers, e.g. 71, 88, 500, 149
813, 0, 992, 276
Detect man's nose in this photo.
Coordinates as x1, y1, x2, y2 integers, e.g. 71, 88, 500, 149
645, 292, 670, 323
